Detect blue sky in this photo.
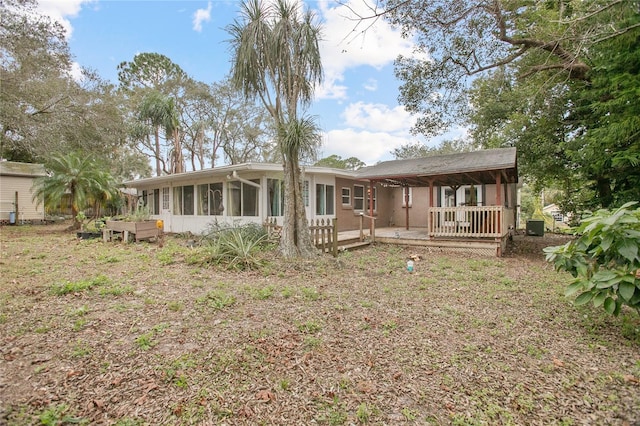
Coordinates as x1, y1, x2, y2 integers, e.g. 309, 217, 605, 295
37, 0, 466, 165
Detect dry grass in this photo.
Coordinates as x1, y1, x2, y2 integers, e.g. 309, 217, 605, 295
0, 223, 638, 425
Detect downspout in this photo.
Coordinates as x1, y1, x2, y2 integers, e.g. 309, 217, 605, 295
227, 170, 261, 188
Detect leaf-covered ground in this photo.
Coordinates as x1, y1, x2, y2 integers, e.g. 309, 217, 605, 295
1, 223, 638, 425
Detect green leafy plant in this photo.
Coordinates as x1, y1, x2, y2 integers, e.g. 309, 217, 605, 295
51, 275, 110, 295
544, 202, 640, 316
196, 290, 236, 310
199, 223, 270, 270
38, 404, 87, 425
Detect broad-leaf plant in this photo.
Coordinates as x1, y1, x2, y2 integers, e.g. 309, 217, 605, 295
544, 202, 640, 316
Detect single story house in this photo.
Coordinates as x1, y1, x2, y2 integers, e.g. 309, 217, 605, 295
0, 160, 46, 224
123, 147, 518, 256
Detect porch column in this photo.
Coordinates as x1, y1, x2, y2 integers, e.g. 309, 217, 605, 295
495, 172, 502, 234
404, 185, 410, 230
428, 180, 434, 239
369, 180, 375, 235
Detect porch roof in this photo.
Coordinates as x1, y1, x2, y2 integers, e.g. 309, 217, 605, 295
355, 147, 517, 187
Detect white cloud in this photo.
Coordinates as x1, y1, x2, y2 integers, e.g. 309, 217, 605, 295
341, 102, 416, 133
69, 62, 84, 82
315, 0, 416, 100
36, 0, 93, 39
363, 78, 377, 91
193, 1, 212, 32
321, 129, 414, 165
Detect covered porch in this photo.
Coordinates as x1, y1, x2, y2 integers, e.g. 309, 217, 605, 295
353, 148, 518, 256
338, 207, 515, 257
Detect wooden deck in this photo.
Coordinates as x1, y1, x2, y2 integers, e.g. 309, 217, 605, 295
337, 226, 511, 257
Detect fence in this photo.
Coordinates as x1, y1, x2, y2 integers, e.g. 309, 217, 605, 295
265, 217, 338, 257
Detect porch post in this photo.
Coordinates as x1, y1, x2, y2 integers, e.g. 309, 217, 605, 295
428, 180, 434, 239
369, 180, 375, 235
404, 185, 410, 230
495, 172, 502, 234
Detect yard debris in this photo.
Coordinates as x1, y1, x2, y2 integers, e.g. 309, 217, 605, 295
1, 223, 639, 425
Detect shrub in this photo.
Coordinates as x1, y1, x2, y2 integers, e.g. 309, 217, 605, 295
199, 222, 270, 270
544, 202, 640, 316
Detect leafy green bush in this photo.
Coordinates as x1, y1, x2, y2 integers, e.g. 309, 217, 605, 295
544, 202, 640, 316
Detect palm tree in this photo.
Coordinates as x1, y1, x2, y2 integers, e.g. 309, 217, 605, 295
228, 0, 323, 258
138, 91, 183, 175
32, 152, 119, 230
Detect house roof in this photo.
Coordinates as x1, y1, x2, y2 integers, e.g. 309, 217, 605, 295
124, 162, 358, 187
0, 161, 46, 178
355, 147, 518, 187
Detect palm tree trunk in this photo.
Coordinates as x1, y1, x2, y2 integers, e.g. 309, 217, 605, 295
280, 157, 316, 257
154, 127, 161, 176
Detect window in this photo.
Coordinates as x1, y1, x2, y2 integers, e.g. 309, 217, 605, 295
464, 186, 480, 206
341, 187, 351, 206
442, 185, 481, 207
267, 179, 284, 216
153, 189, 160, 214
162, 187, 170, 210
228, 179, 259, 216
444, 188, 456, 207
353, 185, 376, 211
353, 185, 364, 210
198, 183, 223, 216
315, 184, 334, 215
173, 185, 194, 215
143, 189, 160, 214
401, 187, 412, 208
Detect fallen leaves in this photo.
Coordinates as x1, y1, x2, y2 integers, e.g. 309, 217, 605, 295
255, 389, 276, 402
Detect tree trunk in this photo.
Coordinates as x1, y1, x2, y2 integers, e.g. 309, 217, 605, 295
279, 157, 317, 258
173, 128, 183, 174
71, 197, 81, 230
154, 127, 161, 176
596, 177, 613, 208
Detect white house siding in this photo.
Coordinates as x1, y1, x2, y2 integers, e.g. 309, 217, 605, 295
0, 162, 46, 223
127, 166, 347, 235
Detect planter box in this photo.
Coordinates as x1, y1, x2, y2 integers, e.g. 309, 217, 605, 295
105, 220, 158, 242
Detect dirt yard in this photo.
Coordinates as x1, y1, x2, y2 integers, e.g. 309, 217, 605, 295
1, 223, 638, 425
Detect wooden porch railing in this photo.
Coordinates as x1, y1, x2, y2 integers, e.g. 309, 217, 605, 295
428, 206, 513, 238
310, 218, 338, 257
265, 217, 338, 257
358, 212, 376, 243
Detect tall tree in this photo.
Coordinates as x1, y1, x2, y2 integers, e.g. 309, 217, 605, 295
366, 0, 639, 211
391, 139, 474, 159
118, 53, 190, 175
201, 79, 276, 167
364, 0, 639, 136
228, 0, 323, 258
467, 10, 640, 211
314, 154, 365, 170
1, 0, 136, 172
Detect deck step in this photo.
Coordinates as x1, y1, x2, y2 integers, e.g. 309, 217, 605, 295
339, 241, 371, 252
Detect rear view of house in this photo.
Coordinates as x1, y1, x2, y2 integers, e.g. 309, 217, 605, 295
124, 148, 518, 256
